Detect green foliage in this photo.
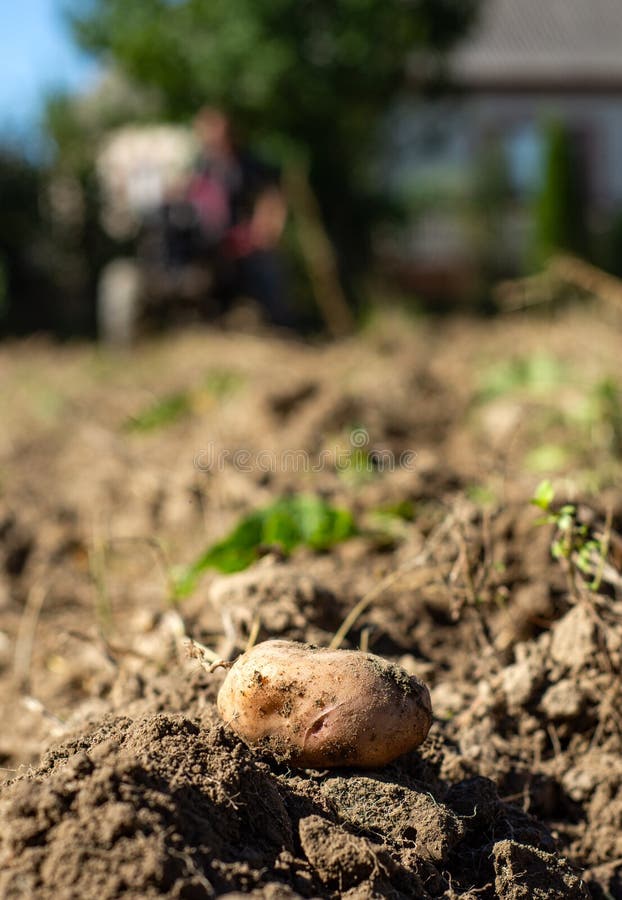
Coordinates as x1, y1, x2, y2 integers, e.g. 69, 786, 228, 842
203, 369, 245, 398
533, 120, 588, 268
71, 1, 477, 132
530, 479, 555, 511
68, 0, 479, 282
37, 75, 167, 336
123, 369, 244, 432
361, 499, 416, 548
337, 447, 379, 486
0, 149, 42, 251
476, 353, 622, 485
45, 74, 162, 173
525, 374, 622, 475
476, 353, 566, 403
0, 254, 7, 322
471, 137, 514, 298
173, 494, 357, 595
465, 483, 498, 506
124, 391, 193, 432
589, 377, 622, 457
600, 209, 622, 278
0, 147, 52, 335
525, 443, 570, 474
530, 480, 606, 592
363, 504, 415, 549
372, 499, 416, 522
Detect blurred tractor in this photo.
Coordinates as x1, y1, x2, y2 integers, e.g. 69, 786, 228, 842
95, 124, 217, 344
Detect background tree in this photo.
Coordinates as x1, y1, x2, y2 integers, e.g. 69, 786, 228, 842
471, 136, 514, 311
533, 120, 588, 269
69, 0, 480, 299
0, 147, 55, 335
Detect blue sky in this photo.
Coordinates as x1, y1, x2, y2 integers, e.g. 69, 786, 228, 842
0, 1, 99, 145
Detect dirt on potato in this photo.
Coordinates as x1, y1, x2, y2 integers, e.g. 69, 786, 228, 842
1, 308, 622, 898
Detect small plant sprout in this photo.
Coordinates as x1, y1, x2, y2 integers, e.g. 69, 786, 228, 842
531, 480, 609, 595
172, 495, 357, 598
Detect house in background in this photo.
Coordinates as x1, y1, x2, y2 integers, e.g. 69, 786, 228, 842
385, 0, 622, 300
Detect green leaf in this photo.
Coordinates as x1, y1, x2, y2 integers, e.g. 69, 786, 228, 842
122, 369, 242, 434
172, 494, 357, 597
380, 499, 416, 521
551, 540, 566, 559
465, 484, 498, 507
531, 479, 555, 511
525, 443, 570, 473
557, 511, 575, 532
534, 514, 557, 526
477, 354, 566, 403
124, 391, 192, 432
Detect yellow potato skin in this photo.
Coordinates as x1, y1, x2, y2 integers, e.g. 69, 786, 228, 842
217, 640, 432, 768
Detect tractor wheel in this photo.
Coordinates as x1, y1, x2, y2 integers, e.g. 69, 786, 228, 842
97, 259, 143, 346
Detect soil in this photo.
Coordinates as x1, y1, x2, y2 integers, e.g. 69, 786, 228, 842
1, 307, 621, 898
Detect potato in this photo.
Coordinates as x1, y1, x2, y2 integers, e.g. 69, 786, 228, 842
217, 639, 432, 768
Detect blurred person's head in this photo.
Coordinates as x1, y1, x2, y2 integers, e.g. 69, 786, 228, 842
194, 106, 233, 158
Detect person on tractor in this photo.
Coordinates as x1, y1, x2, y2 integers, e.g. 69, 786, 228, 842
185, 106, 293, 327
97, 108, 294, 344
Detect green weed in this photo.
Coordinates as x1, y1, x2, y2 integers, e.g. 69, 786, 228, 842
531, 480, 607, 593
172, 494, 357, 597
124, 391, 192, 432
476, 353, 566, 403
124, 369, 244, 433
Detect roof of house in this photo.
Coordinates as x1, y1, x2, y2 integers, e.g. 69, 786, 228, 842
451, 0, 622, 90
